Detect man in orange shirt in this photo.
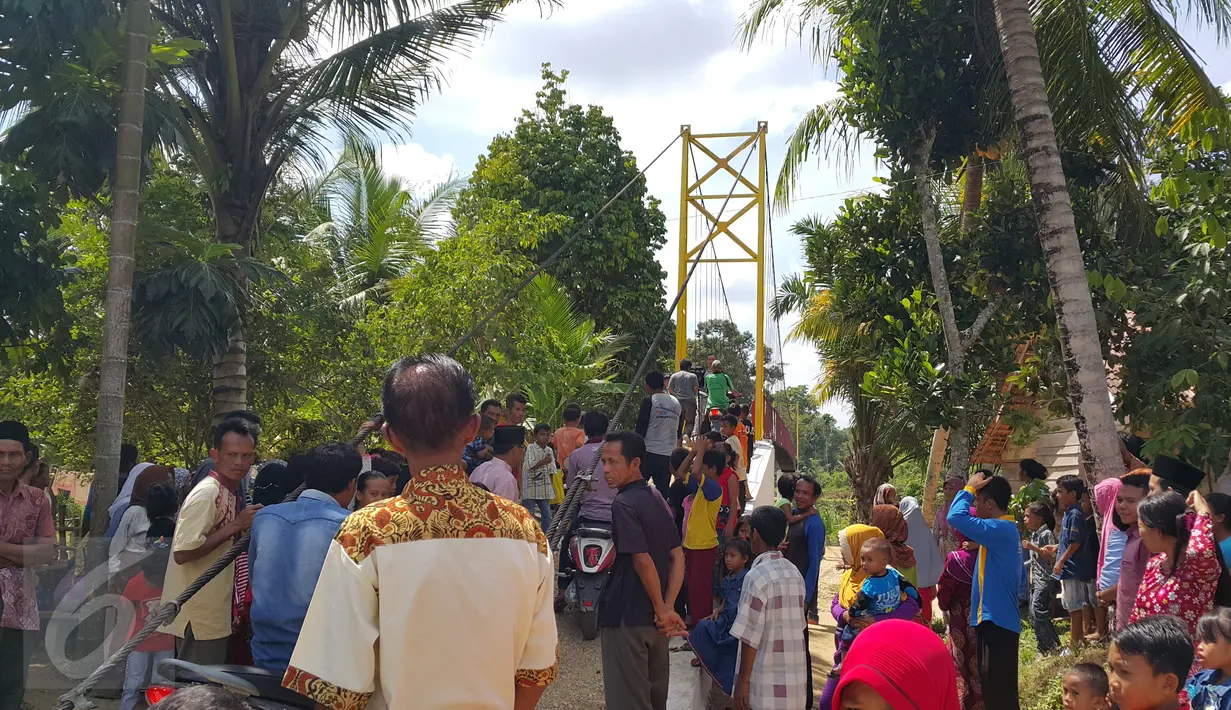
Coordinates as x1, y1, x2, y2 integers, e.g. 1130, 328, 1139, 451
552, 403, 586, 464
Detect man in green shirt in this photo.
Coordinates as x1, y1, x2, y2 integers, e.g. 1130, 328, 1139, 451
705, 360, 739, 410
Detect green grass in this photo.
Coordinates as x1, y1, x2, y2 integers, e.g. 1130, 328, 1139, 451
1018, 617, 1109, 710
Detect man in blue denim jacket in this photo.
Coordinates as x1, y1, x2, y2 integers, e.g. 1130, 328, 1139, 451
248, 442, 361, 673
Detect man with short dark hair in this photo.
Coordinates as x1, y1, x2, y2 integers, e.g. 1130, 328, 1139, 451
667, 359, 699, 440
471, 426, 526, 501
189, 410, 261, 512
635, 371, 681, 501
480, 399, 504, 424
0, 421, 55, 710
505, 393, 528, 427
731, 506, 808, 710
598, 431, 685, 710
283, 355, 557, 709
249, 442, 361, 674
946, 471, 1023, 710
163, 417, 263, 666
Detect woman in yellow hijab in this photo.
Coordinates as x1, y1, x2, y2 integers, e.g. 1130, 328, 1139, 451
838, 524, 885, 608
820, 523, 923, 710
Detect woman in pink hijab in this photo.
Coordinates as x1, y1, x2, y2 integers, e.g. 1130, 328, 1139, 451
1093, 476, 1125, 639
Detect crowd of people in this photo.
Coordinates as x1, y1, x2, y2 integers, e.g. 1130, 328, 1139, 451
5, 356, 1231, 710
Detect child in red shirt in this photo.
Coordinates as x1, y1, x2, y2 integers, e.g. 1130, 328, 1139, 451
120, 544, 176, 710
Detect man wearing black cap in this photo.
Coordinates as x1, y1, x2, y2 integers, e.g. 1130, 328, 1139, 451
1149, 455, 1205, 496
0, 420, 56, 710
470, 425, 526, 501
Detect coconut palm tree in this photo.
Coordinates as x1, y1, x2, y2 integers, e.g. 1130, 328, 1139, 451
5, 0, 547, 416
742, 0, 1229, 207
773, 270, 930, 520
92, 0, 153, 534
745, 0, 1229, 483
304, 135, 463, 308
988, 0, 1128, 482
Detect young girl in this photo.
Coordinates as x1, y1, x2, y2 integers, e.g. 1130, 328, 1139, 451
1189, 607, 1231, 709
1021, 501, 1061, 654
355, 471, 395, 508
120, 544, 175, 710
689, 538, 752, 693
735, 514, 751, 541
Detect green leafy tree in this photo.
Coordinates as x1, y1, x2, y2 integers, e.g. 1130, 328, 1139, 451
687, 319, 785, 404
455, 65, 669, 376
5, 0, 542, 416
774, 385, 848, 473
1097, 109, 1231, 475
744, 0, 1230, 483
0, 164, 71, 353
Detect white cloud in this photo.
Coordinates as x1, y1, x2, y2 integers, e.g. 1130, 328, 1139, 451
381, 143, 458, 194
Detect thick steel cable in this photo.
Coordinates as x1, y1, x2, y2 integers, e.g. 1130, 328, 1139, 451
547, 132, 762, 551
59, 131, 687, 710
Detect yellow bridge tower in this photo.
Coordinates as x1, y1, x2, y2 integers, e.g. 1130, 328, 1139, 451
673, 123, 769, 438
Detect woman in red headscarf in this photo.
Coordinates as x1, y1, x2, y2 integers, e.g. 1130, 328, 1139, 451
834, 619, 960, 710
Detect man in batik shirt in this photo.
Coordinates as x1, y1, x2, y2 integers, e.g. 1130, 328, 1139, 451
0, 420, 55, 710
283, 355, 558, 710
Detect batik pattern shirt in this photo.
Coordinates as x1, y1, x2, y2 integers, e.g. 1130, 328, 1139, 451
0, 481, 54, 631
730, 550, 809, 710
522, 443, 555, 501
282, 465, 558, 710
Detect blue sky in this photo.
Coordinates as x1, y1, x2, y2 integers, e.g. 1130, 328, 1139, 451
379, 0, 1231, 424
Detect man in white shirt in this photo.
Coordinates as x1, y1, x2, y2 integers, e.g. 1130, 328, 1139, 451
635, 371, 681, 500
470, 426, 526, 501
282, 355, 557, 709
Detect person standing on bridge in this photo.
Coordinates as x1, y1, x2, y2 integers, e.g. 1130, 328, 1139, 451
282, 355, 558, 709
667, 359, 699, 441
635, 371, 681, 501
705, 360, 739, 412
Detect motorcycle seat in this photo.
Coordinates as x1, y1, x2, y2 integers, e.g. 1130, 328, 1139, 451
576, 526, 612, 539
158, 660, 312, 706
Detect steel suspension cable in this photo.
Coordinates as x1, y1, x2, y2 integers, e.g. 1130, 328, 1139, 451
547, 130, 762, 551
58, 129, 688, 710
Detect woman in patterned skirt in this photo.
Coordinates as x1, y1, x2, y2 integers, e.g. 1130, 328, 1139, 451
937, 529, 982, 710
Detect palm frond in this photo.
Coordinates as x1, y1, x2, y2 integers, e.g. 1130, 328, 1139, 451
774, 98, 867, 211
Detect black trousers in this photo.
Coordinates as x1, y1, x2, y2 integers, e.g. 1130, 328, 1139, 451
977, 622, 1020, 710
640, 452, 671, 501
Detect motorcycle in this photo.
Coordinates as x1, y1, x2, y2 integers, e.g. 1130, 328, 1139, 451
562, 521, 615, 640
140, 659, 314, 709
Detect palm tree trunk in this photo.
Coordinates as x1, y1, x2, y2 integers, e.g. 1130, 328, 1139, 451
960, 151, 984, 233
212, 331, 248, 419
211, 206, 249, 418
914, 130, 976, 484
992, 0, 1122, 484
90, 0, 151, 536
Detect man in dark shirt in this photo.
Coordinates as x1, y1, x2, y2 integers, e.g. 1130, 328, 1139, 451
598, 431, 685, 710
